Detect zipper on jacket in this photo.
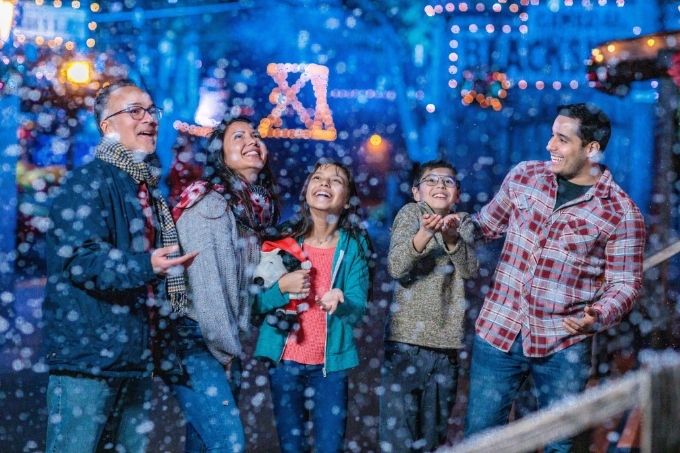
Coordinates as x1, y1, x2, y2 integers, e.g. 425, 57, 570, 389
322, 312, 328, 377
279, 329, 292, 362
323, 249, 345, 377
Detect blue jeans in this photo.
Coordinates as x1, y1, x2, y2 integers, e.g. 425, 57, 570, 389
45, 373, 152, 453
269, 361, 348, 453
465, 335, 592, 453
379, 342, 458, 452
170, 318, 245, 453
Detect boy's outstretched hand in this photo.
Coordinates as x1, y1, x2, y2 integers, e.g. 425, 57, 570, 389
441, 213, 460, 245
420, 213, 445, 234
413, 214, 444, 252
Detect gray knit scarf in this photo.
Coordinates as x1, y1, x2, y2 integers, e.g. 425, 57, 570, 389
95, 138, 189, 314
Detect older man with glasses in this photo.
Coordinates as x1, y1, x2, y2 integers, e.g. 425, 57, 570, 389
44, 80, 196, 452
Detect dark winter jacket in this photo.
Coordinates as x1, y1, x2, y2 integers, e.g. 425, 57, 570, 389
44, 158, 163, 378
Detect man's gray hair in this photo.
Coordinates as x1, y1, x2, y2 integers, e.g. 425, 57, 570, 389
93, 79, 140, 134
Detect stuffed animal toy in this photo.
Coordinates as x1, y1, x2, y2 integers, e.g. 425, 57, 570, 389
253, 237, 311, 332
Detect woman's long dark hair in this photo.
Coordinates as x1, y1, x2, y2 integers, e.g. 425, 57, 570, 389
202, 116, 280, 228
282, 158, 373, 262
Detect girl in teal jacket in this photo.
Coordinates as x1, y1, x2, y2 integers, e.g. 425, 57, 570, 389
253, 159, 372, 453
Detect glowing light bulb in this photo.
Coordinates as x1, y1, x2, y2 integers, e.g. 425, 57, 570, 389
64, 60, 93, 84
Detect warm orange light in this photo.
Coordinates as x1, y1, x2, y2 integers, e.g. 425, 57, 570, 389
607, 44, 616, 52
63, 59, 93, 85
646, 38, 656, 47
369, 134, 382, 147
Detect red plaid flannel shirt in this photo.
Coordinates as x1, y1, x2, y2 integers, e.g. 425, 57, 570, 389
472, 161, 645, 357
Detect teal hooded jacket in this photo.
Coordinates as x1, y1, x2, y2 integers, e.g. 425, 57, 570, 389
253, 229, 371, 374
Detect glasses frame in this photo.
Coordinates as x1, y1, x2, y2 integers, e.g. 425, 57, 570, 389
418, 174, 458, 188
101, 105, 163, 123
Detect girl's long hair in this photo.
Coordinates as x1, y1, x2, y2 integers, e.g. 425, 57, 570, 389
202, 116, 280, 227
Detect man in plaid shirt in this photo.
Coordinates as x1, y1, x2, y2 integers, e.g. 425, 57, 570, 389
462, 103, 645, 452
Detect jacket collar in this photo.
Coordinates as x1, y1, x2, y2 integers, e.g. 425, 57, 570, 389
542, 162, 612, 199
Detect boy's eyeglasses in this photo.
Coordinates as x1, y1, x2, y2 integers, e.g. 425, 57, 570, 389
419, 174, 457, 188
102, 106, 163, 122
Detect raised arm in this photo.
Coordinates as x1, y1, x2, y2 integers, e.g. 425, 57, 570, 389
473, 163, 526, 240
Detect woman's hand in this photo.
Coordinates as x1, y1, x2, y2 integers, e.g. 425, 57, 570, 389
278, 269, 311, 298
317, 288, 344, 315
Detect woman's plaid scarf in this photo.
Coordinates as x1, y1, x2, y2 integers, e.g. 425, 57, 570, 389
95, 138, 189, 314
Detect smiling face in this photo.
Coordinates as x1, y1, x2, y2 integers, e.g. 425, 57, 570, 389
547, 115, 600, 184
222, 120, 268, 183
412, 166, 459, 214
99, 86, 158, 153
305, 164, 350, 217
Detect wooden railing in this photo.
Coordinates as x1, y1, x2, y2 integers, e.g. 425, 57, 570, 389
441, 351, 680, 453
440, 241, 680, 453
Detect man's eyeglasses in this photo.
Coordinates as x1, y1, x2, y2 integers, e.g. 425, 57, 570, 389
418, 174, 457, 188
102, 106, 163, 122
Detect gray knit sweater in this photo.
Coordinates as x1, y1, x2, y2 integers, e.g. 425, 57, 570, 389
386, 202, 479, 350
175, 190, 260, 365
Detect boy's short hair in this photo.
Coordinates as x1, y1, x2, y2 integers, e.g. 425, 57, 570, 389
412, 159, 460, 189
556, 103, 611, 151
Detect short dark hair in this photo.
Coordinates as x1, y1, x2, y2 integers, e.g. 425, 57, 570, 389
412, 159, 459, 189
556, 103, 611, 151
93, 79, 140, 134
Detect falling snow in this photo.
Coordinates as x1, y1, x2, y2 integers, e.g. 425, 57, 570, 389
1, 0, 680, 452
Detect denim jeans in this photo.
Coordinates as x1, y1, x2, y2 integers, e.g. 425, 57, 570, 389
379, 341, 458, 452
269, 360, 348, 453
45, 373, 152, 453
464, 335, 592, 453
170, 318, 245, 453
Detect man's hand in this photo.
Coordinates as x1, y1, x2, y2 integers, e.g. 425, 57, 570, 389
563, 305, 600, 335
317, 288, 344, 315
151, 245, 198, 276
278, 269, 311, 299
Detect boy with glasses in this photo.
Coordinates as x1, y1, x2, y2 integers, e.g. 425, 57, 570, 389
379, 160, 479, 452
